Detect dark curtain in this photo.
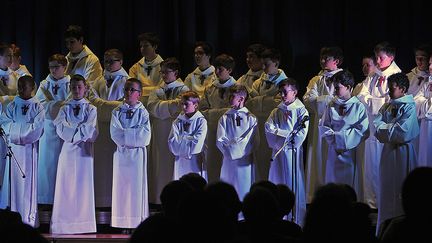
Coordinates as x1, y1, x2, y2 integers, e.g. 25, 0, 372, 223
1, 0, 431, 96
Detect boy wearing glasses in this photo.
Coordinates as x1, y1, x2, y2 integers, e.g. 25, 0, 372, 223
147, 57, 189, 203
93, 49, 129, 101
110, 78, 151, 230
35, 54, 70, 206
168, 91, 207, 180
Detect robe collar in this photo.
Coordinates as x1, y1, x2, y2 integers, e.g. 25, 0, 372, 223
66, 45, 94, 61
212, 76, 236, 88
277, 98, 304, 111
178, 110, 204, 121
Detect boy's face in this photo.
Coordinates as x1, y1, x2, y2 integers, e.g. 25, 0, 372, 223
182, 99, 198, 115
262, 58, 279, 75
279, 85, 297, 104
18, 80, 34, 100
389, 82, 405, 100
320, 55, 339, 71
49, 61, 66, 80
334, 82, 351, 99
104, 55, 122, 72
124, 81, 141, 105
194, 46, 210, 67
65, 37, 84, 54
215, 66, 231, 81
140, 40, 156, 58
0, 48, 13, 68
160, 66, 178, 83
375, 51, 394, 70
229, 93, 245, 109
246, 52, 263, 72
10, 55, 21, 69
362, 57, 376, 77
70, 80, 87, 100
429, 56, 432, 74
415, 50, 429, 71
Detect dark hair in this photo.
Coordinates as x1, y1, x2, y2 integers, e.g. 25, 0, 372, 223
362, 52, 377, 65
126, 78, 143, 91
18, 75, 35, 88
414, 44, 432, 58
320, 46, 344, 66
214, 54, 235, 70
278, 78, 299, 91
247, 43, 267, 58
64, 25, 84, 40
195, 41, 213, 57
160, 57, 181, 74
48, 54, 67, 66
70, 74, 89, 88
229, 84, 249, 102
0, 43, 11, 56
181, 91, 200, 104
374, 41, 396, 57
104, 49, 123, 60
138, 32, 160, 47
331, 70, 355, 90
261, 48, 281, 63
387, 72, 410, 93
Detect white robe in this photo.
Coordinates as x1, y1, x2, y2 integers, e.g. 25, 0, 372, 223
184, 66, 216, 98
319, 96, 369, 200
147, 79, 189, 203
373, 94, 419, 231
236, 69, 263, 95
65, 45, 103, 85
0, 96, 44, 227
35, 75, 70, 204
199, 77, 236, 182
12, 65, 31, 77
110, 101, 151, 228
168, 111, 207, 180
358, 62, 401, 208
0, 67, 18, 96
414, 78, 432, 167
129, 55, 164, 97
217, 107, 258, 200
303, 68, 342, 202
407, 67, 429, 96
265, 99, 309, 226
93, 68, 129, 101
51, 98, 98, 234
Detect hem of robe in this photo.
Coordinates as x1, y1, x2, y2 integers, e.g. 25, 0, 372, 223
111, 216, 143, 229
51, 221, 96, 234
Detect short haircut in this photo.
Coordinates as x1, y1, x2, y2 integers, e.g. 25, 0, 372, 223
126, 78, 143, 91
10, 44, 21, 57
138, 32, 160, 47
195, 41, 213, 57
374, 41, 396, 57
247, 43, 267, 58
331, 70, 355, 89
64, 25, 84, 40
0, 43, 11, 56
414, 44, 432, 57
362, 52, 377, 65
160, 57, 181, 73
213, 54, 235, 70
230, 84, 249, 102
278, 78, 299, 91
18, 75, 35, 88
48, 54, 67, 66
387, 72, 409, 92
104, 49, 123, 60
320, 46, 344, 65
70, 74, 89, 88
261, 48, 281, 63
181, 91, 200, 104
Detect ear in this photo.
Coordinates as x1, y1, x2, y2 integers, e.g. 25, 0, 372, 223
335, 59, 340, 66
227, 68, 233, 74
275, 61, 280, 68
78, 37, 84, 44
119, 60, 123, 65
174, 70, 179, 78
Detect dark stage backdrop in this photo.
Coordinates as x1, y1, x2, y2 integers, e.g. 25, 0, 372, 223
1, 0, 431, 96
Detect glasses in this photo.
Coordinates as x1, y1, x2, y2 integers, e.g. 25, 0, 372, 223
124, 87, 140, 92
159, 70, 175, 74
49, 65, 63, 69
104, 59, 121, 64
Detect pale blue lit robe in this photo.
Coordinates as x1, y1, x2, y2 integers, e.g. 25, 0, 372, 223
414, 78, 432, 167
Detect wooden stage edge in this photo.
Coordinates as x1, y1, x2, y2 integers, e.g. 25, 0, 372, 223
42, 234, 130, 243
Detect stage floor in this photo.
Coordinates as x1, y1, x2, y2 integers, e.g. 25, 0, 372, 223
42, 234, 129, 243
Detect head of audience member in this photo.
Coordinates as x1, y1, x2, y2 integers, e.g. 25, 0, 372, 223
124, 78, 142, 106
160, 57, 180, 84
194, 41, 213, 69
320, 46, 343, 71
17, 75, 35, 100
278, 78, 298, 105
388, 72, 409, 100
214, 54, 235, 83
48, 54, 67, 80
179, 172, 207, 192
64, 25, 85, 55
9, 43, 22, 71
159, 180, 194, 219
130, 214, 177, 243
229, 84, 248, 109
250, 180, 279, 199
0, 43, 13, 70
246, 43, 266, 72
362, 53, 378, 77
413, 44, 432, 72
181, 91, 200, 117
276, 184, 295, 219
243, 187, 280, 224
374, 41, 396, 71
402, 167, 432, 222
332, 69, 355, 100
261, 48, 281, 75
104, 49, 123, 73
138, 32, 159, 60
69, 74, 89, 100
